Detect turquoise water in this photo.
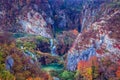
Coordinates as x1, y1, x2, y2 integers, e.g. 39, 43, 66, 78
12, 33, 35, 38
41, 63, 63, 71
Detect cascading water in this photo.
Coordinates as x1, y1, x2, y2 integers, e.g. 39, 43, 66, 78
50, 39, 56, 56
81, 9, 87, 31
24, 50, 37, 63
81, 1, 102, 31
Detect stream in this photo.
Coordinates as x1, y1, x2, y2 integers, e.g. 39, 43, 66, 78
12, 33, 64, 72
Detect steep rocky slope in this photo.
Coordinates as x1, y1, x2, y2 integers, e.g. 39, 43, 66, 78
67, 4, 120, 71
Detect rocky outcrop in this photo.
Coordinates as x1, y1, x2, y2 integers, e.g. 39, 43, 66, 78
5, 56, 14, 71
56, 30, 78, 55
37, 51, 60, 65
67, 47, 96, 71
18, 9, 52, 38
67, 4, 120, 71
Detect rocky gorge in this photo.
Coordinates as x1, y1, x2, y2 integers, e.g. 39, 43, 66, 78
0, 0, 120, 80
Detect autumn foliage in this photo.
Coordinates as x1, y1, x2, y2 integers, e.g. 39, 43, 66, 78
77, 55, 120, 80
0, 33, 52, 80
77, 56, 99, 80
116, 66, 120, 78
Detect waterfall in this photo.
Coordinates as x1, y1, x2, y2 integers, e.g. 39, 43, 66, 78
81, 8, 99, 31
81, 17, 86, 31
50, 39, 56, 56
24, 50, 37, 62
81, 9, 87, 31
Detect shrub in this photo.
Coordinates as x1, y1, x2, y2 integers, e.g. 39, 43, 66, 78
59, 70, 75, 80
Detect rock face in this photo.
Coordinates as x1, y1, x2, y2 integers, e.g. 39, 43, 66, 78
0, 0, 119, 34
67, 47, 96, 71
6, 56, 14, 71
37, 51, 60, 65
56, 30, 78, 55
67, 1, 120, 71
18, 9, 52, 38
0, 0, 82, 35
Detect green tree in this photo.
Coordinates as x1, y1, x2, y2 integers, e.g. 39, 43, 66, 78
59, 70, 75, 80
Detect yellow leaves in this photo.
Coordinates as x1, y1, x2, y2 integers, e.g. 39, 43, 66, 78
0, 64, 5, 71
0, 70, 15, 80
0, 42, 17, 56
81, 67, 92, 80
22, 41, 36, 51
86, 68, 92, 75
77, 61, 92, 80
77, 56, 99, 80
9, 42, 16, 48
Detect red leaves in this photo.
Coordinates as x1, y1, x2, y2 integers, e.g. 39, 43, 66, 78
72, 29, 79, 35
77, 56, 99, 80
113, 43, 120, 50
77, 57, 98, 71
77, 60, 88, 71
96, 49, 104, 54
116, 66, 120, 78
